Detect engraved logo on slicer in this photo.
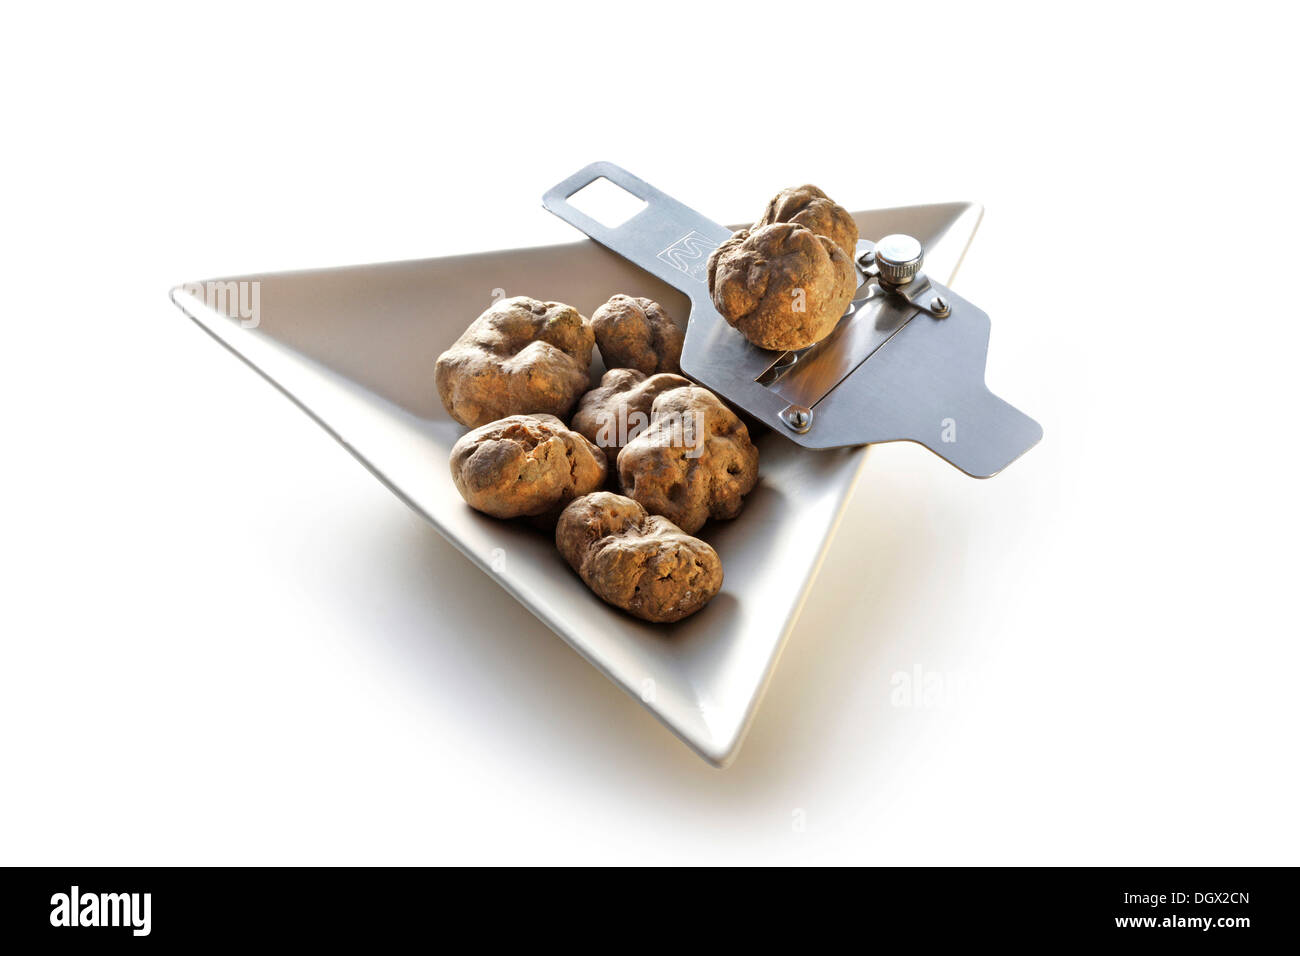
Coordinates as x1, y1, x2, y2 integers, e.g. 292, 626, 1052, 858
656, 231, 717, 283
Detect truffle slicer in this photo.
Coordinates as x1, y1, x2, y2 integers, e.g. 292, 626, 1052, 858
543, 162, 1042, 477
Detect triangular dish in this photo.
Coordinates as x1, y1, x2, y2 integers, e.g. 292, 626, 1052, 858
171, 201, 981, 766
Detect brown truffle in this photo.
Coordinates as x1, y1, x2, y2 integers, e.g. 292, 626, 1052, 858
706, 222, 856, 351
449, 414, 606, 522
435, 296, 594, 428
556, 492, 723, 623
617, 385, 759, 534
570, 368, 693, 469
590, 294, 685, 375
755, 184, 859, 260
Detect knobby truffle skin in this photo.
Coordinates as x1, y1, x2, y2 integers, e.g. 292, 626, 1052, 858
755, 184, 860, 260
570, 368, 693, 469
706, 222, 856, 351
435, 296, 594, 428
617, 385, 759, 535
590, 294, 685, 375
556, 492, 723, 623
449, 414, 606, 522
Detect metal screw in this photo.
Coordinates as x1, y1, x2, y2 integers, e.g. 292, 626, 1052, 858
780, 404, 813, 433
930, 294, 950, 317
875, 234, 924, 285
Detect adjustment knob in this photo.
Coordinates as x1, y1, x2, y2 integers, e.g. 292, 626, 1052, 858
874, 234, 924, 286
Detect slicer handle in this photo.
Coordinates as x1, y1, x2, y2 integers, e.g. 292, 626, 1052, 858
541, 162, 732, 300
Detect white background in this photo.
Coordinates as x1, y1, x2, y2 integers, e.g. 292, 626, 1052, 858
2, 1, 1296, 865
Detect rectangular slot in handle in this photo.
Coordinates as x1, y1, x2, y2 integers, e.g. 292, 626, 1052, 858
542, 162, 733, 296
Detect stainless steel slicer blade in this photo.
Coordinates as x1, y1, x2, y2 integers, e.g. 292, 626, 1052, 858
543, 162, 1042, 476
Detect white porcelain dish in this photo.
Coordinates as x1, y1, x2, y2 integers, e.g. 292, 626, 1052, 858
171, 200, 981, 766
